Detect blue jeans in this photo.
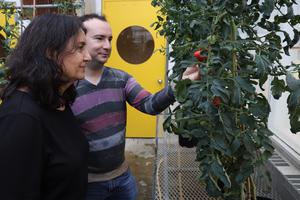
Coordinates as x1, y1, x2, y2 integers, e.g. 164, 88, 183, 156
86, 169, 138, 200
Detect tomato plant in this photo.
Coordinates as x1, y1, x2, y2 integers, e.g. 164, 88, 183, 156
152, 0, 300, 199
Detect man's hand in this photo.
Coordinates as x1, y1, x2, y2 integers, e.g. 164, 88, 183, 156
182, 65, 200, 80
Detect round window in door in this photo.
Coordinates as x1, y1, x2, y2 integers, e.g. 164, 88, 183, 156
116, 26, 154, 65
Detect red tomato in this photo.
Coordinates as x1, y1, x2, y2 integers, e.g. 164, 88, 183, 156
193, 49, 207, 62
213, 96, 221, 107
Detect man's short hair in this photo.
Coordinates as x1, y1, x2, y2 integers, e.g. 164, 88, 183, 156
79, 14, 107, 23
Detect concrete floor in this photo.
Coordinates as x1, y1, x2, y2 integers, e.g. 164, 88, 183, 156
125, 139, 156, 200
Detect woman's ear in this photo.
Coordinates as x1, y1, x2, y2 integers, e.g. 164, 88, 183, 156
46, 48, 57, 60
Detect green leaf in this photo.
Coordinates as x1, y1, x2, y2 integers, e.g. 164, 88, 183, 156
219, 112, 234, 134
157, 15, 164, 21
190, 128, 207, 139
286, 5, 294, 19
291, 15, 300, 26
235, 166, 253, 184
151, 22, 161, 30
220, 45, 233, 53
271, 77, 286, 99
257, 128, 273, 138
229, 138, 241, 154
290, 29, 300, 48
287, 89, 300, 109
163, 115, 172, 132
190, 20, 201, 28
259, 73, 268, 91
232, 83, 242, 105
267, 34, 282, 49
211, 158, 231, 188
260, 0, 275, 18
240, 113, 256, 129
286, 73, 300, 91
282, 31, 291, 44
255, 54, 271, 75
288, 107, 300, 133
262, 149, 273, 161
284, 45, 290, 56
235, 76, 255, 93
261, 138, 274, 152
198, 137, 210, 146
174, 79, 191, 103
249, 95, 270, 119
211, 131, 227, 152
243, 132, 256, 153
274, 15, 288, 24
211, 80, 230, 103
206, 176, 222, 197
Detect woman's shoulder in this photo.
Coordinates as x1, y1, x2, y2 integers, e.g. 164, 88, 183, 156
0, 90, 42, 120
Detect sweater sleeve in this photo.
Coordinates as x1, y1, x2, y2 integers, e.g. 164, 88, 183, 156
125, 76, 175, 115
0, 113, 43, 200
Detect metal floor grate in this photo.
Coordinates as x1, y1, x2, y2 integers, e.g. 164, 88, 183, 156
154, 133, 282, 200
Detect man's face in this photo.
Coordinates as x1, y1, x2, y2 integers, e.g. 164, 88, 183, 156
84, 19, 113, 65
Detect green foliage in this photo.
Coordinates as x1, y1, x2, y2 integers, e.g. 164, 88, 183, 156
152, 0, 300, 199
54, 0, 82, 15
0, 1, 20, 87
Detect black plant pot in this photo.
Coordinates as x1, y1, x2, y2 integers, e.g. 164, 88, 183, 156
256, 197, 273, 200
178, 134, 198, 148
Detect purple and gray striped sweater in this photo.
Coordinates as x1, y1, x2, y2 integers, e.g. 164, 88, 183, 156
71, 66, 175, 175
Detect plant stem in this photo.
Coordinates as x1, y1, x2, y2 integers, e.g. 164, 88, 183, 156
241, 184, 245, 200
250, 176, 257, 200
230, 17, 239, 128
247, 178, 251, 200
230, 18, 238, 77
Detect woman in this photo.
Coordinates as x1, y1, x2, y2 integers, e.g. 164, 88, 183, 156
0, 13, 91, 199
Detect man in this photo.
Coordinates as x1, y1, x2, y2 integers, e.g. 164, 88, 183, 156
71, 14, 199, 200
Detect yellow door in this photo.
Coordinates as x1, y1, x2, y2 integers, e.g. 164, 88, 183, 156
102, 0, 166, 137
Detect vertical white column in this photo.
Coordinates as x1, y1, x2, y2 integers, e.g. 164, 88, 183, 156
95, 0, 102, 14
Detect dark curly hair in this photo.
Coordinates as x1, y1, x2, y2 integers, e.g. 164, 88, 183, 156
2, 13, 84, 108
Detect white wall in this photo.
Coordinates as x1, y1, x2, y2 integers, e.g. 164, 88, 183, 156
267, 1, 300, 163
4, 0, 20, 6
83, 0, 102, 15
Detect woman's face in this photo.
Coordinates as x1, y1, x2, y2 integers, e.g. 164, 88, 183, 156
60, 30, 91, 83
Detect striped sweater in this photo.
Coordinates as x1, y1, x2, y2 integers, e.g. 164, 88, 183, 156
71, 67, 175, 178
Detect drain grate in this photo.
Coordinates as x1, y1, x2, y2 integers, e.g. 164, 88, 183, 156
154, 134, 282, 200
